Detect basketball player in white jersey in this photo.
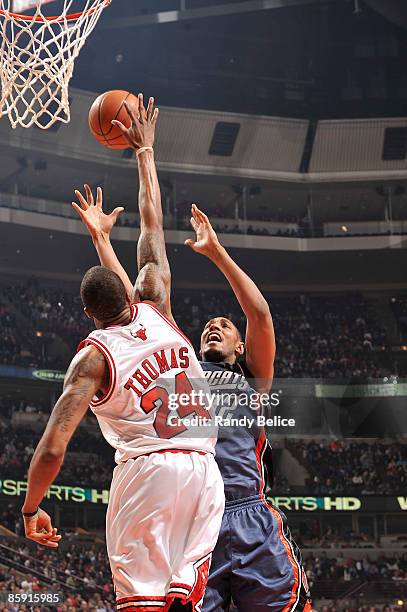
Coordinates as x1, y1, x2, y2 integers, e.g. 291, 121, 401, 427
21, 94, 224, 612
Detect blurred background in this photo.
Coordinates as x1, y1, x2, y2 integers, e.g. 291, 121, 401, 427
0, 0, 407, 610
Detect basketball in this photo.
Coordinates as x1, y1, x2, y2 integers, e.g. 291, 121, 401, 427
88, 90, 139, 149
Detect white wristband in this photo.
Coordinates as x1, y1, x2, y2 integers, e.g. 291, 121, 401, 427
136, 146, 154, 157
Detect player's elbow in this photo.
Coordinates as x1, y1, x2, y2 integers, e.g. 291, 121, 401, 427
251, 299, 272, 324
38, 445, 65, 465
140, 210, 163, 233
161, 264, 171, 287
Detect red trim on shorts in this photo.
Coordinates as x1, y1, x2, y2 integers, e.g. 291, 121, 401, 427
166, 554, 212, 612
118, 599, 164, 612
84, 337, 117, 407
117, 595, 166, 603
167, 583, 191, 597
255, 428, 267, 497
116, 594, 166, 611
263, 500, 301, 611
116, 555, 212, 612
168, 583, 191, 591
143, 302, 194, 349
255, 429, 301, 610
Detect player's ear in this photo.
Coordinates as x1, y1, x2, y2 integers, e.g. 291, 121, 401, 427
235, 341, 245, 357
83, 306, 92, 319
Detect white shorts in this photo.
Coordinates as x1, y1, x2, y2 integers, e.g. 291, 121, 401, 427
106, 450, 225, 611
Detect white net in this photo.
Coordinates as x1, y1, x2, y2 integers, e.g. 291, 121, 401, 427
0, 0, 111, 129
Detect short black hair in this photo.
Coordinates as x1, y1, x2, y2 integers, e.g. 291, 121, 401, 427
81, 266, 128, 322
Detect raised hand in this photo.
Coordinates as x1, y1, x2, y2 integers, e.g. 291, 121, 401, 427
23, 508, 61, 548
111, 93, 159, 150
72, 184, 124, 240
184, 203, 221, 259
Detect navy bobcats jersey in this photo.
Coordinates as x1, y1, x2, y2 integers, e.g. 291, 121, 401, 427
201, 361, 273, 502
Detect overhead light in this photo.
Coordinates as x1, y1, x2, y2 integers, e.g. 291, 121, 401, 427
341, 225, 348, 233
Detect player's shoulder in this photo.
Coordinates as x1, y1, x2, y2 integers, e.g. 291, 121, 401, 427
68, 343, 107, 382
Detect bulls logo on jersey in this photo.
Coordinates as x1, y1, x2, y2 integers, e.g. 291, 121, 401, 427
131, 324, 147, 341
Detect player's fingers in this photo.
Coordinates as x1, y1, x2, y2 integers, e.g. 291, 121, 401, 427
191, 204, 201, 224
96, 187, 103, 209
43, 531, 61, 541
184, 239, 196, 250
197, 209, 210, 226
36, 537, 60, 548
123, 101, 138, 127
113, 124, 136, 149
112, 120, 135, 147
74, 190, 88, 210
111, 119, 127, 134
191, 217, 199, 232
138, 93, 146, 123
72, 202, 85, 219
152, 107, 159, 125
84, 184, 94, 207
193, 204, 208, 224
42, 515, 53, 535
111, 207, 124, 222
146, 97, 154, 121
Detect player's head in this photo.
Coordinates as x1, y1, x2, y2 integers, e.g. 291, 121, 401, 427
81, 266, 129, 328
200, 316, 244, 364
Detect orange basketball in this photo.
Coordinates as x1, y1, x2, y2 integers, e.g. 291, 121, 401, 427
88, 90, 139, 149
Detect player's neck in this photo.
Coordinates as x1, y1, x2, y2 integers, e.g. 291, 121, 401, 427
101, 306, 132, 329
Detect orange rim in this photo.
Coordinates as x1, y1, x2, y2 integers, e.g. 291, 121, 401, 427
0, 0, 111, 22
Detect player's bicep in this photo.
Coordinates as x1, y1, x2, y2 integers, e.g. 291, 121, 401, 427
134, 230, 173, 321
245, 316, 276, 392
40, 346, 107, 452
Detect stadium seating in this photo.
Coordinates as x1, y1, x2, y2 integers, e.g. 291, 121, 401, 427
1, 280, 401, 379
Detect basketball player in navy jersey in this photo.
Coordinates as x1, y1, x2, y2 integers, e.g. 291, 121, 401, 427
186, 205, 311, 611
75, 103, 311, 610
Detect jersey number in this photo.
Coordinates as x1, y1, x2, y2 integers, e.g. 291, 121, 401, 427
140, 372, 209, 439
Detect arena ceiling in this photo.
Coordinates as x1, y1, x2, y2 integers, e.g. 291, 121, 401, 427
65, 0, 407, 119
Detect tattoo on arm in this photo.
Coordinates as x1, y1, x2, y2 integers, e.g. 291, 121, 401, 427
135, 150, 171, 314
134, 231, 171, 311
49, 350, 107, 435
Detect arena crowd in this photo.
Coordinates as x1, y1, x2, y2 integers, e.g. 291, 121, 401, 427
0, 279, 401, 380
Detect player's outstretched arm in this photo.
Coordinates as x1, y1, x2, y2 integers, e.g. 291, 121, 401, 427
72, 185, 134, 301
186, 204, 275, 392
112, 95, 173, 322
22, 345, 107, 547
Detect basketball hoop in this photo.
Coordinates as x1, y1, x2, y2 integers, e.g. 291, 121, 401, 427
0, 0, 112, 129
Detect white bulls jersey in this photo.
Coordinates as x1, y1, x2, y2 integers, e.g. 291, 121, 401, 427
79, 302, 216, 462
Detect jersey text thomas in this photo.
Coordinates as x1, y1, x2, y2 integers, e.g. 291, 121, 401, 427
79, 302, 216, 462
